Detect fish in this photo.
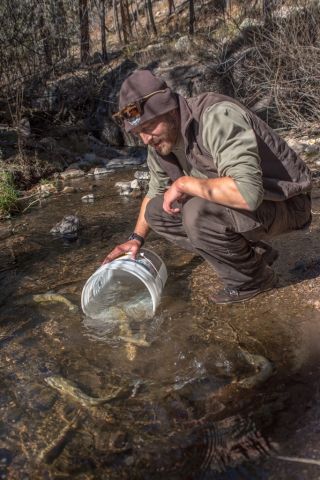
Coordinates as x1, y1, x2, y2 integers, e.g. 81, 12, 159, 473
237, 349, 273, 388
44, 375, 126, 408
118, 335, 150, 347
37, 410, 81, 464
33, 293, 78, 312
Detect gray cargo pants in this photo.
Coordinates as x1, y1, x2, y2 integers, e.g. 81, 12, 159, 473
145, 193, 311, 289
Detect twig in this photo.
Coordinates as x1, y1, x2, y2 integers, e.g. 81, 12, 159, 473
276, 455, 320, 467
21, 197, 41, 213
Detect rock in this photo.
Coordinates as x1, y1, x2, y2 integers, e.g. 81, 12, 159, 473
81, 194, 94, 203
305, 144, 320, 154
174, 36, 194, 53
115, 181, 131, 189
134, 171, 150, 180
115, 181, 132, 196
60, 168, 85, 180
285, 138, 308, 154
239, 18, 264, 30
39, 183, 57, 197
50, 215, 80, 239
107, 157, 145, 169
62, 186, 77, 194
130, 179, 140, 190
100, 119, 124, 147
120, 188, 132, 196
93, 167, 109, 176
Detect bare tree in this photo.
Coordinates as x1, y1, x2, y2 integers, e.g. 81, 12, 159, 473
113, 0, 122, 43
99, 0, 107, 60
55, 0, 69, 59
189, 0, 195, 34
262, 0, 278, 23
125, 0, 133, 37
38, 1, 53, 66
146, 0, 157, 36
79, 0, 90, 63
167, 0, 175, 16
119, 0, 129, 43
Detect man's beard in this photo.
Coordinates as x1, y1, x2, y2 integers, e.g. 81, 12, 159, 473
154, 118, 179, 155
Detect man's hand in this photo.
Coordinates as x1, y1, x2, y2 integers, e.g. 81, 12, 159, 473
163, 181, 188, 215
102, 239, 142, 264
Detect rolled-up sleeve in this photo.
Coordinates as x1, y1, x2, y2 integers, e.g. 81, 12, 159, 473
202, 102, 264, 211
146, 147, 171, 199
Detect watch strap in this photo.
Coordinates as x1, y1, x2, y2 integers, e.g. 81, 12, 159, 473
128, 232, 145, 246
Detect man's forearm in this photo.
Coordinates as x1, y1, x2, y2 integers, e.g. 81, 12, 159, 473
175, 176, 250, 210
133, 196, 152, 238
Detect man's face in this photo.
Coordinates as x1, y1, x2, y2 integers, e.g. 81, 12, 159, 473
131, 110, 179, 156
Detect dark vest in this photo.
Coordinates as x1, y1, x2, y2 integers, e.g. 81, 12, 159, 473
156, 93, 312, 202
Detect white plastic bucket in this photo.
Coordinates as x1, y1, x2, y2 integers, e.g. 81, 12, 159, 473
81, 248, 167, 319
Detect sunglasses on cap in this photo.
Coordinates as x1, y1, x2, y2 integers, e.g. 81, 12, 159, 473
113, 89, 167, 127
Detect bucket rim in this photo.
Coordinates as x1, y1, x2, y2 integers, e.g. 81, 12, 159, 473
81, 259, 162, 316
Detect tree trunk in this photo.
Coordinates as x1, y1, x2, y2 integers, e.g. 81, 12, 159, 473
225, 0, 232, 13
119, 0, 128, 44
167, 0, 175, 15
38, 2, 53, 67
130, 1, 139, 37
113, 0, 122, 43
100, 0, 107, 60
262, 0, 274, 23
189, 0, 195, 35
125, 0, 132, 37
56, 0, 69, 59
147, 0, 157, 36
79, 0, 90, 63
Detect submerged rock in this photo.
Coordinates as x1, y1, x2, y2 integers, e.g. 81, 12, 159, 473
134, 171, 150, 180
81, 194, 95, 203
50, 215, 80, 239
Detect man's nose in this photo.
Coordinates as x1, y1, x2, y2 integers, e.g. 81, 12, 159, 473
139, 132, 153, 145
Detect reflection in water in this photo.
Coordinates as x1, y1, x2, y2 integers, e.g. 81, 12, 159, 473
1, 173, 319, 479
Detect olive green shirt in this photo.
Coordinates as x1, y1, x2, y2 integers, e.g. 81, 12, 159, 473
146, 101, 264, 211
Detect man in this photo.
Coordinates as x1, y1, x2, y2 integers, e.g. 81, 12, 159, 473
103, 69, 312, 304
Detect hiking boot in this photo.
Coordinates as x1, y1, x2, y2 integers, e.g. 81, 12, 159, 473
251, 240, 279, 266
211, 267, 278, 305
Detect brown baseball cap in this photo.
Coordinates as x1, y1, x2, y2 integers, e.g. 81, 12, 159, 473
118, 70, 178, 132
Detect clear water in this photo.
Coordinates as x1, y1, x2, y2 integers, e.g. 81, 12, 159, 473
83, 268, 154, 320
1, 171, 320, 479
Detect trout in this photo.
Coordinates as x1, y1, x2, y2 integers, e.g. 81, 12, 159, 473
45, 375, 126, 408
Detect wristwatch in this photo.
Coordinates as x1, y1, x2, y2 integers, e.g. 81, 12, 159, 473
128, 232, 145, 246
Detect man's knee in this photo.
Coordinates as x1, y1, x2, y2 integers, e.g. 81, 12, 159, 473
182, 197, 229, 242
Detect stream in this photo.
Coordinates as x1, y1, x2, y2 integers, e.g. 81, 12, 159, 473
1, 168, 320, 479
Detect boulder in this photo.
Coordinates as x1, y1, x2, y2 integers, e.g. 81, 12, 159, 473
100, 119, 124, 147
60, 168, 85, 180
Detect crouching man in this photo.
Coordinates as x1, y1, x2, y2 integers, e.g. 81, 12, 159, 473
103, 70, 312, 304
